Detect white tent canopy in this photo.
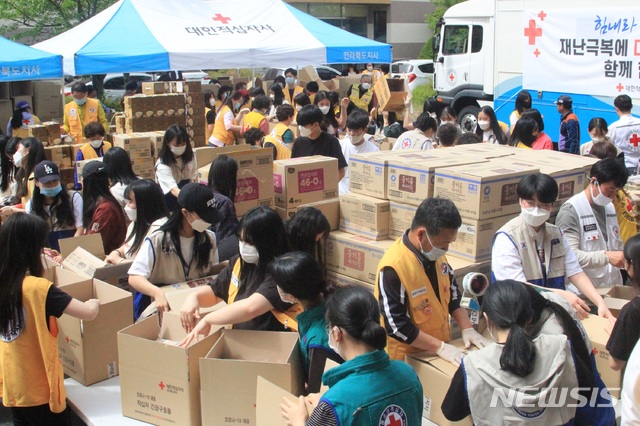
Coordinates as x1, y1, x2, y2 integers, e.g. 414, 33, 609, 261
34, 0, 392, 76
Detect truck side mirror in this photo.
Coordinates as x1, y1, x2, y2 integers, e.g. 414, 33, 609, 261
437, 57, 444, 63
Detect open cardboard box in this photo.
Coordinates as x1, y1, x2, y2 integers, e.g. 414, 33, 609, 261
118, 312, 223, 426
60, 234, 133, 292
374, 77, 408, 112
582, 314, 623, 398
200, 329, 304, 426
596, 285, 638, 318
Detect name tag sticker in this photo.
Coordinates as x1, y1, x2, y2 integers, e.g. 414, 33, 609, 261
411, 287, 427, 298
583, 223, 598, 232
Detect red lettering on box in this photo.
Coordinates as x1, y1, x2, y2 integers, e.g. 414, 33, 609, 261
298, 169, 324, 193
344, 248, 365, 271
235, 177, 259, 202
399, 174, 416, 193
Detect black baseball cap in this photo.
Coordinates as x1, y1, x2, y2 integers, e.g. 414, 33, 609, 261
178, 183, 223, 224
82, 160, 107, 178
34, 160, 61, 184
554, 95, 573, 107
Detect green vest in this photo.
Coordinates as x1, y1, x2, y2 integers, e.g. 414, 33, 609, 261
320, 350, 423, 426
297, 303, 331, 374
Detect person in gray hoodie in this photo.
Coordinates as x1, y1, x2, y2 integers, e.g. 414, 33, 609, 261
442, 280, 583, 425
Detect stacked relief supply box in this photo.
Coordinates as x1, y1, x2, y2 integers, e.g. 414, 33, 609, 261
112, 133, 155, 179
124, 93, 187, 134
273, 156, 339, 218
32, 80, 64, 121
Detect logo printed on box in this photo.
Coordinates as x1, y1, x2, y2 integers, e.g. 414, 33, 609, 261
235, 177, 259, 202
344, 248, 365, 271
399, 174, 416, 193
500, 183, 519, 206
298, 168, 324, 193
558, 181, 575, 199
468, 183, 478, 194
273, 174, 283, 194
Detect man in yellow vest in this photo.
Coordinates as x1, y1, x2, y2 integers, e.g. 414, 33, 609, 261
347, 74, 374, 113
63, 82, 108, 143
374, 197, 490, 365
283, 68, 304, 105
263, 104, 295, 160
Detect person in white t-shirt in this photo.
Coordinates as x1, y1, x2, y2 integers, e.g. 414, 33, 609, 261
155, 125, 198, 212
339, 110, 379, 194
622, 338, 640, 425
607, 94, 640, 173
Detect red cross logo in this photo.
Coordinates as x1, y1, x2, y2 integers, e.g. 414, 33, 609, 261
630, 133, 640, 147
65, 336, 70, 343
534, 49, 541, 58
593, 347, 598, 355
617, 83, 625, 92
212, 13, 231, 24
538, 11, 547, 21
449, 73, 455, 81
388, 414, 403, 426
158, 381, 165, 391
524, 20, 542, 45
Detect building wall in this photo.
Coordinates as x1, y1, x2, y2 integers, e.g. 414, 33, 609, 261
287, 0, 434, 61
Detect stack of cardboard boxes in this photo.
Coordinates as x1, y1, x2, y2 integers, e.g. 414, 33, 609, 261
111, 133, 155, 179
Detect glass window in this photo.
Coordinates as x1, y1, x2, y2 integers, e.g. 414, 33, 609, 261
472, 25, 483, 53
443, 25, 469, 55
373, 11, 387, 43
104, 77, 123, 90
309, 4, 341, 18
343, 5, 367, 18
418, 63, 434, 74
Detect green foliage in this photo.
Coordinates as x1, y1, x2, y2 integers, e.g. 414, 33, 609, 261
0, 0, 118, 41
102, 96, 123, 112
411, 81, 437, 112
418, 37, 434, 60
419, 0, 465, 61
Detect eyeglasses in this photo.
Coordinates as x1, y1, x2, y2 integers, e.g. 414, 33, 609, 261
324, 324, 333, 335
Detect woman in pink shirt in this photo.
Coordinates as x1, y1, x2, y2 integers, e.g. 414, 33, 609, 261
523, 109, 553, 150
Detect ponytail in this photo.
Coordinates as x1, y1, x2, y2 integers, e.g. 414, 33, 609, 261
500, 323, 536, 377
361, 318, 387, 350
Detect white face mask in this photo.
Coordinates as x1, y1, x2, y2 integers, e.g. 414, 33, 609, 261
327, 326, 341, 356
269, 94, 275, 100
319, 105, 331, 115
89, 139, 103, 149
295, 105, 302, 112
13, 151, 26, 168
350, 133, 364, 145
190, 216, 211, 233
477, 120, 491, 131
299, 125, 312, 138
361, 83, 371, 90
592, 136, 605, 143
521, 206, 551, 227
209, 99, 215, 107
591, 181, 613, 206
421, 232, 447, 261
239, 241, 260, 264
124, 206, 137, 221
171, 145, 186, 156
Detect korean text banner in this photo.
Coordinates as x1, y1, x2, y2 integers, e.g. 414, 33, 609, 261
522, 8, 640, 97
0, 36, 63, 82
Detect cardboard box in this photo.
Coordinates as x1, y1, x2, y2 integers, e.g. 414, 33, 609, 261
55, 273, 133, 385
274, 198, 340, 231
112, 133, 153, 159
448, 214, 514, 262
326, 231, 395, 285
374, 78, 408, 112
131, 156, 155, 179
194, 145, 255, 180
59, 234, 132, 291
434, 162, 539, 220
28, 124, 50, 142
0, 101, 13, 127
75, 157, 102, 178
325, 271, 374, 292
256, 377, 311, 426
119, 313, 223, 426
445, 256, 492, 288
44, 145, 72, 168
339, 193, 389, 240
10, 81, 32, 96
387, 152, 485, 206
348, 151, 397, 199
43, 121, 62, 143
582, 314, 623, 398
142, 82, 166, 95
273, 156, 339, 209
235, 165, 274, 217
199, 329, 304, 426
597, 285, 638, 317
448, 143, 516, 159
388, 201, 415, 238
298, 65, 320, 85
405, 339, 472, 426
338, 76, 361, 99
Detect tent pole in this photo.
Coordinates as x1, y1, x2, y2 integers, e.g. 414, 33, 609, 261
252, 68, 255, 82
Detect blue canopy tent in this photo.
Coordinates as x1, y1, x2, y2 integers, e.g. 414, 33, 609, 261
0, 36, 63, 81
34, 0, 392, 75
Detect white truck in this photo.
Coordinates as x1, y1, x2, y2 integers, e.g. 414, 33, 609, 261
432, 0, 640, 143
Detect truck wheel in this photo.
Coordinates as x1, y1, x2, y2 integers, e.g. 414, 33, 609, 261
458, 105, 480, 133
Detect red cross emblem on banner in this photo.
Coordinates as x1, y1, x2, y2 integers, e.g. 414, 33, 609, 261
212, 13, 231, 24
524, 19, 542, 45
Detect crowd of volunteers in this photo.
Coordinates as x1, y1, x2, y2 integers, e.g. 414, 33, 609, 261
1, 62, 640, 425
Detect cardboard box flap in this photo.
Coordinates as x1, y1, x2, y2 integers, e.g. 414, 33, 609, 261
62, 247, 107, 277
60, 233, 105, 259
256, 377, 312, 426
160, 310, 223, 342
580, 315, 609, 345
44, 265, 91, 288
208, 329, 299, 364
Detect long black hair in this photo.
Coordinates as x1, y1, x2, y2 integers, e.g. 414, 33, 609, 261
325, 285, 387, 351
624, 234, 640, 291
509, 116, 538, 147
103, 147, 138, 186
269, 84, 285, 107
207, 154, 238, 201
32, 170, 75, 230
82, 166, 121, 228
14, 137, 45, 199
124, 180, 169, 256
286, 207, 330, 272
0, 136, 16, 193
0, 213, 48, 337
10, 105, 29, 131
159, 203, 213, 271
482, 280, 536, 377
158, 125, 193, 168
475, 105, 507, 144
269, 251, 328, 304
237, 206, 289, 277
314, 91, 338, 131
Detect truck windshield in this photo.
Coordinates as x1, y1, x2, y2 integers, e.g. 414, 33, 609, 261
442, 25, 469, 55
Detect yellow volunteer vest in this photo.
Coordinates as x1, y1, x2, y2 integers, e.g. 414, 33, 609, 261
284, 86, 303, 105
212, 105, 236, 146
243, 111, 266, 132
615, 189, 638, 244
228, 260, 302, 331
64, 98, 100, 142
205, 106, 212, 142
271, 122, 289, 142
374, 238, 451, 361
11, 115, 41, 139
79, 141, 112, 160
0, 276, 66, 412
263, 135, 292, 160
349, 84, 374, 111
